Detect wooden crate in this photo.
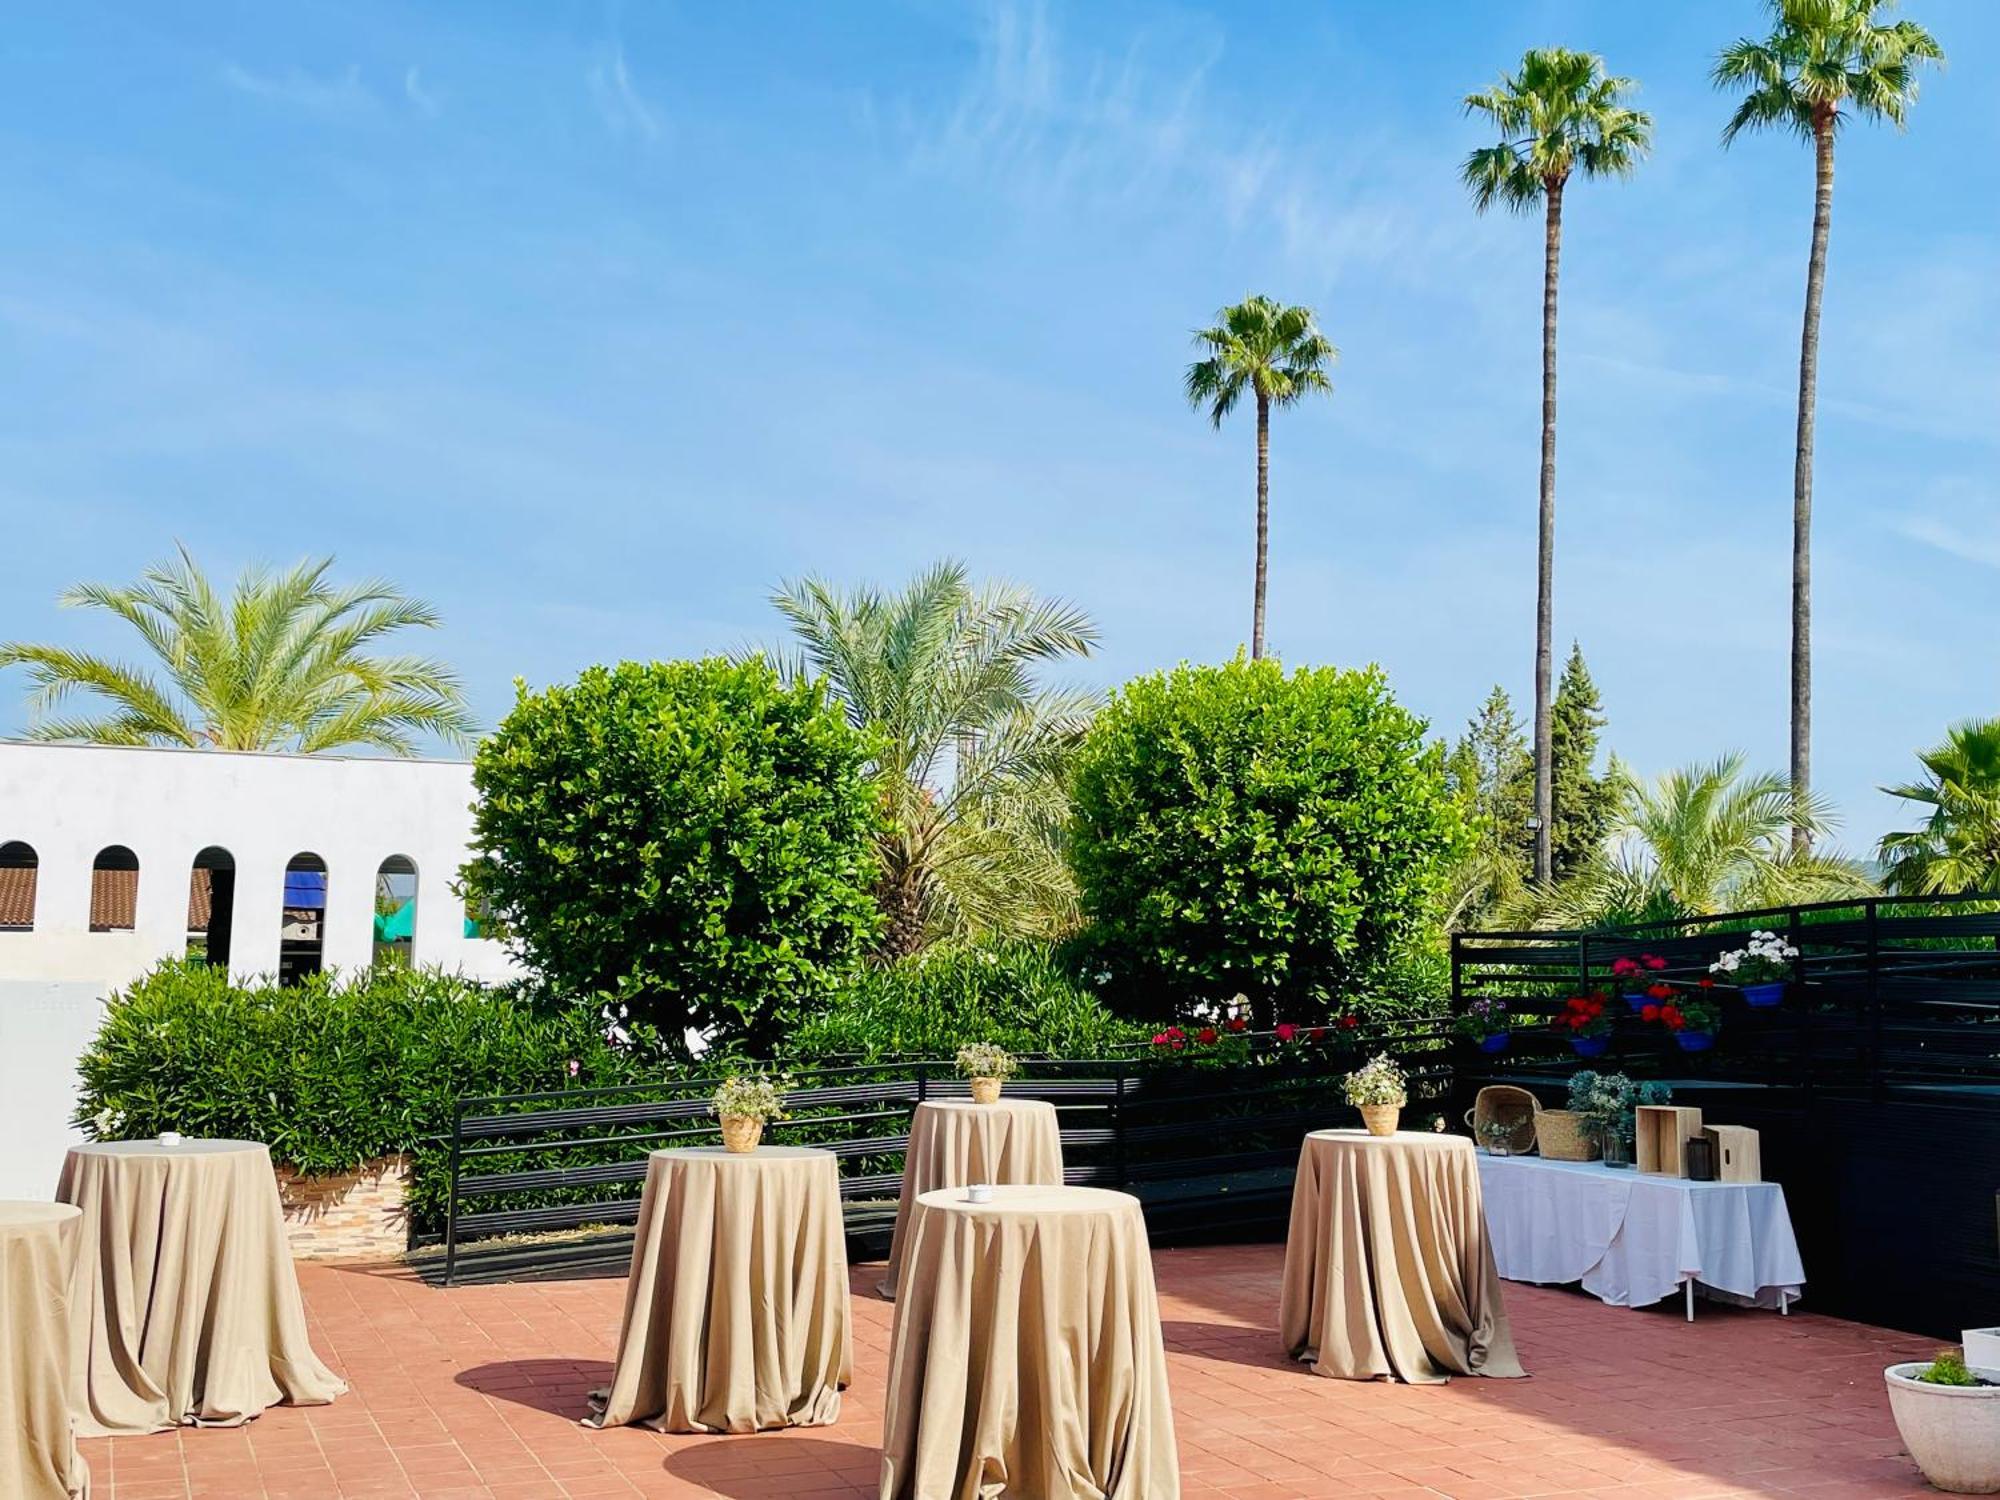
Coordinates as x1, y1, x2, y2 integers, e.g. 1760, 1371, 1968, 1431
1636, 1105, 1705, 1176
1704, 1125, 1762, 1183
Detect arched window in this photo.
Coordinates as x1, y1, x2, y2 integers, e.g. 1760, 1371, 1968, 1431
0, 841, 37, 932
373, 855, 418, 967
188, 847, 236, 969
279, 852, 328, 985
89, 845, 140, 932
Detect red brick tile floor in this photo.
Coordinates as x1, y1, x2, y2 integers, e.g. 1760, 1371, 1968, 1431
81, 1243, 1944, 1499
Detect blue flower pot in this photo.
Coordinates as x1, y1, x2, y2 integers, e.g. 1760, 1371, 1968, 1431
1676, 1031, 1717, 1052
1478, 1032, 1510, 1054
1569, 1035, 1610, 1057
1741, 982, 1785, 1009
1622, 991, 1649, 1011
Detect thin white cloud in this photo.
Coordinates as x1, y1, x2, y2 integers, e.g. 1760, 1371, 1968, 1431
586, 43, 663, 144
219, 62, 375, 116
403, 66, 441, 118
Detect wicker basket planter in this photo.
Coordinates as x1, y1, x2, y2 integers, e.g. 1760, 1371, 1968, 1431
1534, 1108, 1600, 1162
719, 1114, 765, 1153
1358, 1103, 1402, 1137
968, 1077, 1003, 1104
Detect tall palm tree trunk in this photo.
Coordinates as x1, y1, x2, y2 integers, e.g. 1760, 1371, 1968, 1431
1253, 392, 1270, 660
1790, 114, 1834, 853
1532, 178, 1564, 886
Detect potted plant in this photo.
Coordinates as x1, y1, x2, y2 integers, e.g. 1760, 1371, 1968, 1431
1644, 991, 1721, 1052
1343, 1053, 1407, 1137
1554, 993, 1613, 1057
1885, 1348, 2000, 1493
1568, 1070, 1671, 1168
1452, 996, 1512, 1053
711, 1072, 789, 1153
956, 1043, 1018, 1103
1711, 929, 1799, 1007
1610, 953, 1669, 1010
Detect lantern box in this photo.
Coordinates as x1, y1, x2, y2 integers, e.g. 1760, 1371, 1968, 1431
1635, 1105, 1705, 1176
1702, 1125, 1762, 1183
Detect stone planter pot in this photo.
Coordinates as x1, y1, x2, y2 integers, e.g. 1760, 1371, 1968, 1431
968, 1076, 1003, 1104
274, 1154, 411, 1262
1886, 1362, 2000, 1493
719, 1114, 765, 1153
1357, 1103, 1402, 1137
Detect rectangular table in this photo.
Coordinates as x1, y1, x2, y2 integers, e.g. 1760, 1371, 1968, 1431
1475, 1152, 1805, 1321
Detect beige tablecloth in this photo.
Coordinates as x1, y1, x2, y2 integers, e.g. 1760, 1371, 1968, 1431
1280, 1129, 1524, 1385
878, 1097, 1064, 1298
588, 1147, 850, 1433
1, 1203, 89, 1499
881, 1185, 1179, 1500
57, 1140, 347, 1436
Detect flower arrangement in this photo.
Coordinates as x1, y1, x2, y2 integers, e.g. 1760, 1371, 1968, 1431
1643, 991, 1721, 1037
1566, 1070, 1672, 1142
1342, 1053, 1407, 1108
955, 1042, 1019, 1080
711, 1072, 791, 1123
1451, 996, 1511, 1044
1711, 930, 1798, 991
1609, 953, 1668, 1000
1554, 993, 1612, 1037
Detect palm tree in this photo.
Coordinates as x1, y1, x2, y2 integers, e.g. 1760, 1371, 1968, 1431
1184, 296, 1336, 662
1714, 1, 1943, 851
1463, 49, 1651, 887
1879, 719, 2000, 895
0, 544, 477, 754
1503, 754, 1873, 927
769, 560, 1099, 957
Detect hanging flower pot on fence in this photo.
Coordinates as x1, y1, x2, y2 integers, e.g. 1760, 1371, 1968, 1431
1676, 1030, 1717, 1053
1570, 1034, 1610, 1058
1478, 1032, 1510, 1054
1741, 982, 1785, 1008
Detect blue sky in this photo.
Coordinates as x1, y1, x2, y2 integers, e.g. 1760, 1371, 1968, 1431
1, 1, 1994, 854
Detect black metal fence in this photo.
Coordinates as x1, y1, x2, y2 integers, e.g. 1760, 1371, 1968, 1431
439, 1029, 1452, 1285
1451, 893, 2000, 1090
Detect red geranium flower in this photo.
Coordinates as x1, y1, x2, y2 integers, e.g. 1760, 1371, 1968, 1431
1644, 954, 1668, 971
1274, 1023, 1297, 1042
1667, 1014, 1686, 1031
1646, 982, 1674, 1001
1641, 1003, 1660, 1022
1610, 957, 1637, 976
1196, 1026, 1218, 1044
1309, 1027, 1327, 1042
1340, 1014, 1360, 1029
1226, 1016, 1247, 1033
1698, 977, 1716, 990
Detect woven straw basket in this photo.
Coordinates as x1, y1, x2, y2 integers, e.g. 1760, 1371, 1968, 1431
1534, 1108, 1599, 1162
968, 1077, 1003, 1104
1464, 1085, 1542, 1155
719, 1114, 765, 1153
1358, 1103, 1402, 1137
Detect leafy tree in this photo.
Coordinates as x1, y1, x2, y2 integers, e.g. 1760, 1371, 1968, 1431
1879, 719, 2000, 895
0, 542, 476, 753
1714, 0, 1943, 850
1502, 754, 1873, 927
464, 658, 881, 1055
769, 561, 1097, 957
1184, 296, 1337, 661
1069, 656, 1468, 1025
1547, 643, 1620, 878
1463, 49, 1651, 884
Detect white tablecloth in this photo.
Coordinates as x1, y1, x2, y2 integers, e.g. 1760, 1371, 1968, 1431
1476, 1153, 1805, 1311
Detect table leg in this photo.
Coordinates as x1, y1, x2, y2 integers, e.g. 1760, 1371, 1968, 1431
1685, 1280, 1694, 1323
1779, 1291, 1789, 1316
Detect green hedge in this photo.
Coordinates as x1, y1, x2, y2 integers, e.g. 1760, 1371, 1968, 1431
784, 941, 1149, 1061
74, 961, 646, 1233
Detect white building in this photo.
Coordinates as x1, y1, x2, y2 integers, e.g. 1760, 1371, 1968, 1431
0, 741, 523, 1196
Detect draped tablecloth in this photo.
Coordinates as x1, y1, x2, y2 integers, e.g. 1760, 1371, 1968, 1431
1476, 1153, 1805, 1311
877, 1098, 1064, 1298
57, 1140, 346, 1437
1, 1202, 89, 1499
881, 1185, 1178, 1500
1280, 1130, 1524, 1385
588, 1147, 850, 1434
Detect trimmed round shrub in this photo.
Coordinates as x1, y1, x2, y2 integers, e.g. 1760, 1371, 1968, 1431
466, 658, 882, 1054
785, 941, 1147, 1061
1068, 657, 1466, 1025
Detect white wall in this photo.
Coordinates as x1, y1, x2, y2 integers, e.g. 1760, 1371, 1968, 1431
0, 741, 525, 1194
